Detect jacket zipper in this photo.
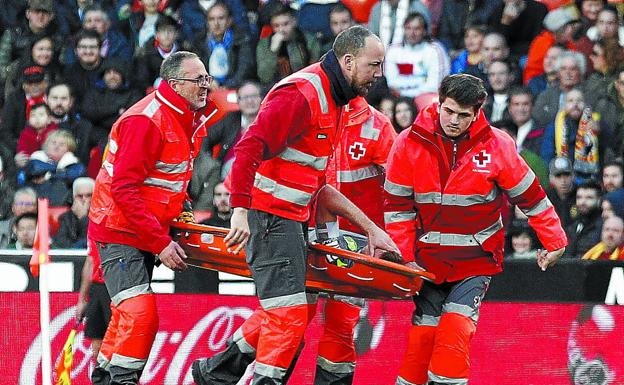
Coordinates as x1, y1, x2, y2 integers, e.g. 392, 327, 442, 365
452, 141, 457, 169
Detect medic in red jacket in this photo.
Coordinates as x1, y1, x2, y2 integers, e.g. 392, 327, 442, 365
384, 74, 567, 385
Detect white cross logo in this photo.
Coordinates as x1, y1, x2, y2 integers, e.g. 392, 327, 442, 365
472, 150, 491, 168
348, 142, 366, 160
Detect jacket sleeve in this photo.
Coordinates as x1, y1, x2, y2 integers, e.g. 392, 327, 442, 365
495, 132, 568, 252
371, 112, 397, 168
383, 131, 418, 263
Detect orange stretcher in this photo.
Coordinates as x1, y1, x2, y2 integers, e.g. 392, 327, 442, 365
171, 222, 435, 300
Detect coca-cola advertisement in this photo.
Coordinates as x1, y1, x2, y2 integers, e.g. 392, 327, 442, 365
2, 293, 623, 385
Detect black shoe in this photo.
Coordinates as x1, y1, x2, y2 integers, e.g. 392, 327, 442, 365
192, 360, 209, 385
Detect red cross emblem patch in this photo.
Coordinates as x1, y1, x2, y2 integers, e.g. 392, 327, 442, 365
348, 142, 366, 160
472, 150, 491, 168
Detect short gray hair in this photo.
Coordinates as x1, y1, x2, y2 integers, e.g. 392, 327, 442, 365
72, 177, 95, 197
14, 187, 37, 203
333, 25, 376, 58
160, 51, 200, 81
555, 50, 586, 76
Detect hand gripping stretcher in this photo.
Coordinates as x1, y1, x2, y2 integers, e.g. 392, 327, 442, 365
171, 222, 435, 300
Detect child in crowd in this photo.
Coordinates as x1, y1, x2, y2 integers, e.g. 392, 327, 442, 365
14, 102, 58, 169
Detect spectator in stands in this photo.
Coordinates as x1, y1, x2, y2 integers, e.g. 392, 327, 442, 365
321, 3, 356, 54
564, 179, 603, 258
201, 182, 232, 228
595, 68, 624, 156
527, 44, 564, 97
54, 177, 94, 248
378, 94, 397, 120
1, 65, 49, 151
437, 0, 499, 59
392, 96, 417, 133
7, 212, 38, 250
602, 161, 623, 193
0, 156, 16, 221
47, 83, 103, 167
4, 35, 61, 100
256, 5, 320, 88
81, 58, 142, 133
134, 15, 182, 93
541, 88, 614, 181
581, 215, 624, 260
505, 218, 539, 259
178, 0, 251, 43
546, 157, 576, 228
483, 60, 514, 122
0, 0, 62, 87
195, 2, 254, 90
602, 188, 624, 220
124, 0, 164, 50
523, 5, 592, 85
385, 12, 449, 99
533, 51, 586, 129
576, 0, 605, 36
586, 5, 623, 46
367, 0, 431, 48
450, 24, 485, 74
508, 86, 543, 154
75, 5, 133, 64
15, 102, 58, 169
0, 187, 37, 248
22, 130, 85, 206
62, 29, 104, 103
585, 38, 624, 102
58, 0, 96, 35
464, 32, 513, 84
487, 0, 548, 60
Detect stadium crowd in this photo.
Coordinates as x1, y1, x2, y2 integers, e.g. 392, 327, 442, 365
0, 0, 623, 260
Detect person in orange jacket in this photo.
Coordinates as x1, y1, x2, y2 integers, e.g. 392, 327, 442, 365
87, 51, 218, 385
192, 26, 400, 385
384, 73, 567, 385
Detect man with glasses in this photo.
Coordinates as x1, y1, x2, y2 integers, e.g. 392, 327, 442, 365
0, 187, 37, 248
62, 29, 104, 103
88, 51, 218, 385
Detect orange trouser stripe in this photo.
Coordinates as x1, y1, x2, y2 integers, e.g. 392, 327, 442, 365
429, 312, 475, 380
317, 299, 360, 363
98, 304, 121, 364
111, 293, 159, 361
398, 325, 436, 385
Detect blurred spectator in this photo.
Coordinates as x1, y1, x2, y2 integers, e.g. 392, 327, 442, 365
541, 88, 614, 181
450, 24, 485, 74
482, 60, 513, 122
53, 177, 94, 248
585, 38, 624, 102
1, 0, 28, 33
437, 0, 500, 59
194, 1, 254, 90
505, 218, 539, 259
22, 130, 85, 205
385, 12, 449, 98
564, 179, 603, 258
124, 0, 163, 50
581, 215, 624, 260
57, 0, 96, 35
190, 81, 262, 209
0, 0, 62, 87
81, 58, 142, 133
602, 161, 623, 193
378, 94, 397, 120
594, 67, 624, 155
201, 182, 232, 227
0, 156, 16, 221
586, 5, 623, 45
62, 29, 104, 103
508, 86, 543, 154
178, 0, 250, 43
256, 5, 320, 88
527, 44, 564, 97
47, 83, 103, 167
15, 102, 58, 169
464, 32, 513, 84
7, 212, 38, 249
0, 187, 37, 247
392, 96, 417, 133
576, 0, 605, 36
523, 5, 592, 85
134, 15, 181, 92
4, 35, 61, 100
487, 0, 548, 60
367, 0, 431, 47
533, 51, 586, 128
296, 0, 336, 48
546, 156, 576, 228
1, 65, 49, 151
602, 188, 624, 220
321, 3, 356, 53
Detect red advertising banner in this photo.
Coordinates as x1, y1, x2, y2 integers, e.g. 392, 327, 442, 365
2, 293, 622, 385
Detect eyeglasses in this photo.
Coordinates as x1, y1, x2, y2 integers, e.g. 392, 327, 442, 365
172, 75, 213, 87
238, 94, 261, 102
77, 44, 99, 50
